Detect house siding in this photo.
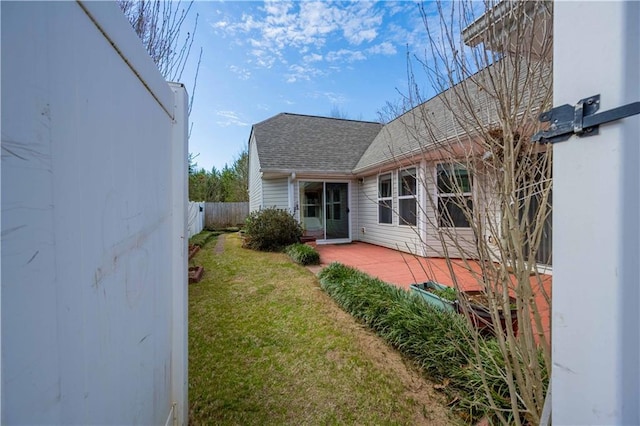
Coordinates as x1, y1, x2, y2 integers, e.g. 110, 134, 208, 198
351, 182, 360, 241
356, 162, 481, 259
357, 172, 423, 255
248, 134, 262, 212
263, 177, 290, 210
423, 161, 478, 259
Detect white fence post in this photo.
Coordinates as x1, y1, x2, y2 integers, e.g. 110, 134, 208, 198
169, 83, 188, 426
552, 2, 640, 424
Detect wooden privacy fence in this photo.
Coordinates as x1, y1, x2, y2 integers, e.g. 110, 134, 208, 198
205, 202, 249, 229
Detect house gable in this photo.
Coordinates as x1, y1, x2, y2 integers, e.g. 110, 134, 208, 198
251, 113, 383, 175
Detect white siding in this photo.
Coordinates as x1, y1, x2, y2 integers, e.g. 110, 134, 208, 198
263, 178, 290, 210
357, 162, 482, 259
423, 162, 478, 259
357, 172, 423, 255
351, 181, 360, 240
1, 2, 187, 425
248, 133, 263, 212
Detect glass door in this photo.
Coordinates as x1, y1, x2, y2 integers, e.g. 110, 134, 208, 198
299, 182, 324, 239
325, 183, 349, 240
299, 182, 350, 241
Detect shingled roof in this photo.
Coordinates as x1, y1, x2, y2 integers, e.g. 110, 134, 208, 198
251, 113, 383, 174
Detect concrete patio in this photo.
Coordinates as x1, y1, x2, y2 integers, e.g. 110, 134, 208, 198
310, 241, 551, 339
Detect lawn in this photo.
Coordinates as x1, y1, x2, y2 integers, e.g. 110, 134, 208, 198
188, 233, 457, 425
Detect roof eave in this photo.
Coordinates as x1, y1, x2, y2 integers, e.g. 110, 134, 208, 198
260, 168, 355, 179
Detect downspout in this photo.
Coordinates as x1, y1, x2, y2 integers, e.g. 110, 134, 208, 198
356, 176, 362, 242
289, 172, 298, 220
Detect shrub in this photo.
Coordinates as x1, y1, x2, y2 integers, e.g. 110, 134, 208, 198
285, 243, 320, 265
431, 286, 457, 302
243, 207, 302, 251
317, 263, 547, 423
189, 230, 219, 248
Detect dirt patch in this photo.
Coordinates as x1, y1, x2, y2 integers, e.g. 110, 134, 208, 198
213, 234, 225, 254
308, 283, 457, 425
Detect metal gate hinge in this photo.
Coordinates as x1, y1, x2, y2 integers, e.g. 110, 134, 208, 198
532, 94, 640, 144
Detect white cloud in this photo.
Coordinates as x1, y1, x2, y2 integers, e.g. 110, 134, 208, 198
213, 20, 229, 30
211, 2, 382, 69
215, 110, 249, 127
285, 64, 322, 83
367, 41, 397, 55
229, 65, 251, 80
303, 53, 323, 63
248, 49, 276, 68
326, 49, 366, 63
210, 2, 417, 84
308, 91, 348, 104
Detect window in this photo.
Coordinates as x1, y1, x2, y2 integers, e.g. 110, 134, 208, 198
327, 187, 341, 220
437, 164, 472, 228
398, 168, 417, 226
378, 173, 392, 224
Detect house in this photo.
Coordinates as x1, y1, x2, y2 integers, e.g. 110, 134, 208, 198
248, 113, 382, 243
248, 66, 552, 266
247, 2, 552, 267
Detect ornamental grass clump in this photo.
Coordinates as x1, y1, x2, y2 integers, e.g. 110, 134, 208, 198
285, 243, 320, 265
243, 207, 302, 251
189, 230, 219, 248
318, 262, 546, 423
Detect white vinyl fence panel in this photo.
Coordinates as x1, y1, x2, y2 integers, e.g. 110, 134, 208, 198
188, 202, 206, 238
1, 2, 188, 425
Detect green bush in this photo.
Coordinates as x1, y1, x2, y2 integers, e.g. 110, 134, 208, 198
243, 207, 302, 251
285, 243, 320, 265
317, 262, 547, 423
189, 230, 220, 248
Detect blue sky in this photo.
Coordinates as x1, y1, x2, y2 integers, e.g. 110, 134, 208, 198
182, 1, 435, 172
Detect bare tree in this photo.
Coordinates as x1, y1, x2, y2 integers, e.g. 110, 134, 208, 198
380, 1, 553, 423
118, 0, 202, 117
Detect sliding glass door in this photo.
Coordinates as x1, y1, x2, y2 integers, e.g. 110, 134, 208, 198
325, 183, 349, 239
299, 181, 349, 241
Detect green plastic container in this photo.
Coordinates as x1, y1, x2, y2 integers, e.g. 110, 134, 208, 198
410, 281, 456, 312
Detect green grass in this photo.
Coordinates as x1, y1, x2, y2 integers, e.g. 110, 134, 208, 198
189, 234, 455, 425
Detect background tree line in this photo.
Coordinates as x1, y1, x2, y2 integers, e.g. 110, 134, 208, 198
189, 150, 249, 202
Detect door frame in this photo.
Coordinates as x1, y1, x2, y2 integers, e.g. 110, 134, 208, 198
296, 179, 352, 244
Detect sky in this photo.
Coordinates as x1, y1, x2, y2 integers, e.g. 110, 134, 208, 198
181, 1, 437, 172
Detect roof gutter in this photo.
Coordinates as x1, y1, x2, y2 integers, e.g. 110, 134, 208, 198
461, 1, 538, 48
260, 168, 356, 179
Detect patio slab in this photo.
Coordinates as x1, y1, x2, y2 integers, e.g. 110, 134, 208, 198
311, 241, 551, 339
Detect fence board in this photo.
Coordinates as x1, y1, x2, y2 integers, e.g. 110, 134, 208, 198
205, 202, 249, 229
187, 202, 205, 238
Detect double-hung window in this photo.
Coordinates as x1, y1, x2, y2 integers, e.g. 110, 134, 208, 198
378, 173, 392, 224
398, 168, 417, 226
437, 163, 472, 227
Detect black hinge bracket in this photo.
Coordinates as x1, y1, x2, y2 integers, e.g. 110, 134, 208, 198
532, 94, 640, 144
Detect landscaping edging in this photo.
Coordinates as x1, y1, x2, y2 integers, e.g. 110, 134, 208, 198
189, 266, 204, 283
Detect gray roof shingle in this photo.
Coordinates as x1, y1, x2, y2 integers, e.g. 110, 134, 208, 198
354, 58, 551, 173
252, 113, 383, 174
